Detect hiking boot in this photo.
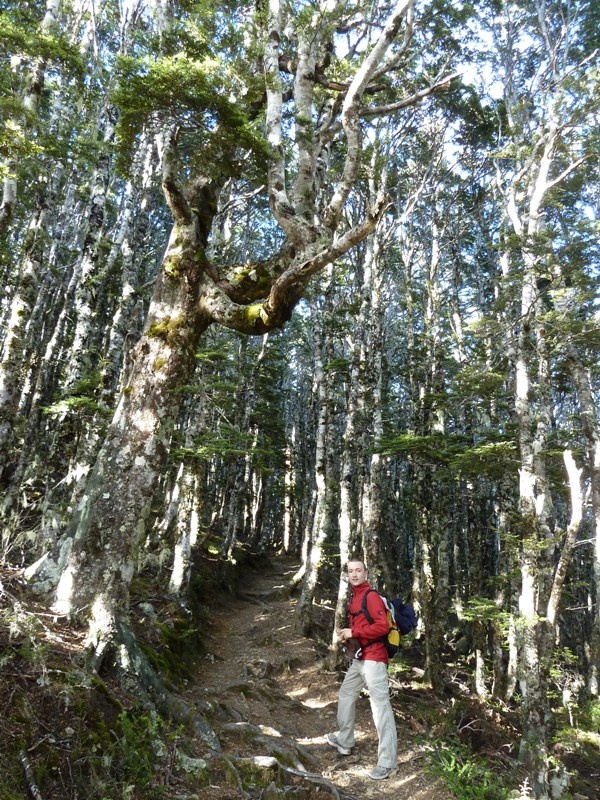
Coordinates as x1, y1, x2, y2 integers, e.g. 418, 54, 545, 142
326, 733, 352, 755
368, 765, 396, 780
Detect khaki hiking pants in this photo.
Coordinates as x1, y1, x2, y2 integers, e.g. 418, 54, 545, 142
336, 659, 397, 769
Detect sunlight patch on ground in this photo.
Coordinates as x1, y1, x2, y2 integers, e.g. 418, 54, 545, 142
299, 697, 334, 708
296, 735, 330, 746
393, 771, 421, 786
286, 687, 335, 710
258, 725, 282, 737
297, 733, 367, 747
287, 687, 308, 697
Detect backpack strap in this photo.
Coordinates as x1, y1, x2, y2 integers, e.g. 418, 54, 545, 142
361, 588, 376, 625
349, 588, 377, 624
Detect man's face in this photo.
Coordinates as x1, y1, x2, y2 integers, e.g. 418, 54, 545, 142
347, 561, 367, 587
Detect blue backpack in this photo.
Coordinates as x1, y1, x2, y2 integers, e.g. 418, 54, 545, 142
388, 597, 418, 635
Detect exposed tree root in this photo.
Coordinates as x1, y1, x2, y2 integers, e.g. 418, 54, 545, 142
228, 754, 360, 800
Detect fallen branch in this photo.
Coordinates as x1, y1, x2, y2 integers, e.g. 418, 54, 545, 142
20, 749, 44, 800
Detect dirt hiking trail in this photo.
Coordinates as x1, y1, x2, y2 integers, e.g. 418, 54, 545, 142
187, 556, 451, 800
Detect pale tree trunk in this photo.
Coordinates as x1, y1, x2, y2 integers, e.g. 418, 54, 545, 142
513, 279, 552, 789
330, 567, 351, 670
221, 340, 251, 557
340, 225, 386, 554
168, 469, 202, 596
282, 425, 298, 554
338, 304, 362, 564
547, 451, 583, 629
420, 209, 448, 691
360, 235, 389, 584
509, 193, 559, 799
414, 468, 440, 689
565, 349, 600, 695
0, 197, 51, 469
295, 269, 339, 635
282, 323, 317, 559
166, 399, 208, 595
417, 504, 438, 687
60, 120, 115, 391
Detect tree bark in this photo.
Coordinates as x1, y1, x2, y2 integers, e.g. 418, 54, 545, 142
295, 269, 339, 636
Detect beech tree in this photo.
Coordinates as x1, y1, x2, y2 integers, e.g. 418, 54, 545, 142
21, 0, 459, 662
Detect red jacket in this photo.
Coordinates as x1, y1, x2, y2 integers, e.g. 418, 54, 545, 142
348, 581, 389, 663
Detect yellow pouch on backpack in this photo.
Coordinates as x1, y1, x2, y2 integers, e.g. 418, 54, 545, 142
386, 608, 400, 651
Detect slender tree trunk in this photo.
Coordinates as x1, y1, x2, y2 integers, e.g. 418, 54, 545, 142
565, 348, 600, 696
295, 270, 339, 635
282, 425, 298, 554
361, 235, 388, 583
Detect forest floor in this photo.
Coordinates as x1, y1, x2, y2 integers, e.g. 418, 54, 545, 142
186, 556, 453, 800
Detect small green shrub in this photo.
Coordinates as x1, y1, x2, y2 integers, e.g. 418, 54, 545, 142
115, 712, 160, 787
425, 739, 511, 800
588, 700, 600, 733
114, 710, 182, 790
71, 710, 182, 799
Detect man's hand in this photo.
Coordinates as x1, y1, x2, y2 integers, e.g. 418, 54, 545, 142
338, 628, 352, 642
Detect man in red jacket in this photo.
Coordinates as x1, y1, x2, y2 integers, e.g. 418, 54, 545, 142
327, 559, 398, 780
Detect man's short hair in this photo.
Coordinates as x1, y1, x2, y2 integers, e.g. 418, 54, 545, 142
345, 558, 366, 570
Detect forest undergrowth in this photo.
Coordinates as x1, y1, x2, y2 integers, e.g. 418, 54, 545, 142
1, 550, 599, 800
